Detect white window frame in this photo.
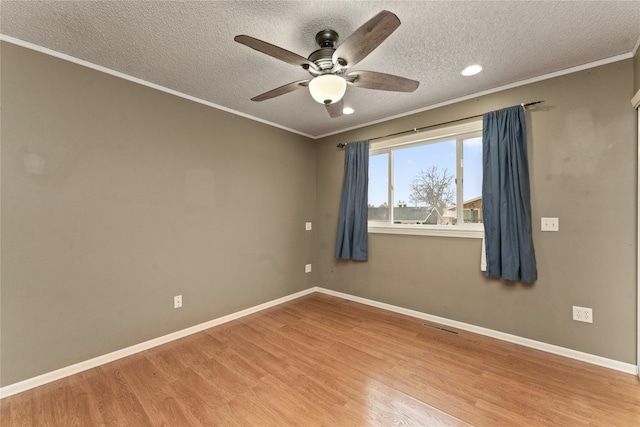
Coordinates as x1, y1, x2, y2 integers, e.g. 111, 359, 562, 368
368, 120, 484, 239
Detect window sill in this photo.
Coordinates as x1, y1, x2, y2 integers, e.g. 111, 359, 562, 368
368, 224, 484, 239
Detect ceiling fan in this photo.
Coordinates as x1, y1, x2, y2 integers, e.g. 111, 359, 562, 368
234, 10, 419, 118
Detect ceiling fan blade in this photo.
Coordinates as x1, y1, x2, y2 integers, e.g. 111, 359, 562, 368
325, 98, 344, 118
235, 35, 318, 71
332, 10, 401, 68
347, 70, 419, 92
251, 80, 310, 102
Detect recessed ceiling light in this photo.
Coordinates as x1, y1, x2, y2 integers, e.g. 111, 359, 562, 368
343, 107, 354, 115
461, 65, 483, 76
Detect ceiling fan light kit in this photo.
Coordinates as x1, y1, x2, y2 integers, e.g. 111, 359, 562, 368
234, 10, 419, 118
309, 74, 347, 104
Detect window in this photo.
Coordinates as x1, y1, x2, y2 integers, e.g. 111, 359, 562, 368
368, 120, 483, 238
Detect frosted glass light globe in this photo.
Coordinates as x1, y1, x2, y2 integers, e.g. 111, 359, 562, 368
309, 74, 347, 104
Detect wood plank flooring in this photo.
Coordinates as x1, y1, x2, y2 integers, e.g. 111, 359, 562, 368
2, 292, 639, 426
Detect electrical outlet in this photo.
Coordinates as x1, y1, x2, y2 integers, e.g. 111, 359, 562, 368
305, 222, 312, 231
572, 306, 592, 323
174, 295, 182, 309
305, 264, 312, 273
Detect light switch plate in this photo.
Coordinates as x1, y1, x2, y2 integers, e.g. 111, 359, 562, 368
305, 222, 312, 231
541, 217, 559, 231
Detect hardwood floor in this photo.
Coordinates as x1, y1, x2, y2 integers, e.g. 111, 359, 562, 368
2, 292, 639, 426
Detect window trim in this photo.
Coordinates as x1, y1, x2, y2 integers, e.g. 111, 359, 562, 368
370, 120, 483, 151
368, 224, 483, 239
368, 119, 484, 239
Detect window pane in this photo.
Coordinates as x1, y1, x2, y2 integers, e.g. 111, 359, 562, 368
368, 152, 389, 221
393, 141, 456, 225
368, 121, 483, 237
463, 136, 483, 223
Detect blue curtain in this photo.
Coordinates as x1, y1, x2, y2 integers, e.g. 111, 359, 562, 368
335, 140, 369, 261
482, 106, 537, 283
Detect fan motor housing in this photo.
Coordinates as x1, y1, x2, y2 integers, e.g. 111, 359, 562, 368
308, 47, 335, 73
306, 29, 341, 75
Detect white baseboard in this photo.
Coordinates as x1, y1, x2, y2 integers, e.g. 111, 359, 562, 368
2, 286, 636, 399
0, 288, 316, 399
313, 287, 638, 376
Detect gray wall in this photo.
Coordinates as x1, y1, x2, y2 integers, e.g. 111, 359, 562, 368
1, 42, 316, 386
314, 60, 637, 364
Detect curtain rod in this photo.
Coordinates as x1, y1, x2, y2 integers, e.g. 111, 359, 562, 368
337, 100, 544, 148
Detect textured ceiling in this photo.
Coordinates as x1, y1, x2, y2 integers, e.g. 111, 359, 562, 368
1, 1, 639, 138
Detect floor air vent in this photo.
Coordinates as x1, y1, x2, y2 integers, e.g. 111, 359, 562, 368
422, 323, 459, 335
